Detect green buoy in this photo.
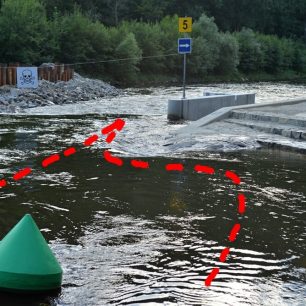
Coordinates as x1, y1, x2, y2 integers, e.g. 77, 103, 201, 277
0, 214, 62, 292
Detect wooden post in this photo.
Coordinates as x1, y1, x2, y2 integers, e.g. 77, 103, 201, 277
50, 68, 54, 82
2, 64, 7, 86
68, 67, 72, 81
59, 64, 64, 82
11, 63, 19, 85
8, 67, 12, 85
0, 64, 2, 86
43, 67, 47, 81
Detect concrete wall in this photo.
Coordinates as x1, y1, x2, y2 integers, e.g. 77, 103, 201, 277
168, 93, 255, 121
173, 97, 306, 136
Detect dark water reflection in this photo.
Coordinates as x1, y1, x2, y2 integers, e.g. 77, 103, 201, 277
0, 109, 306, 305
0, 148, 305, 305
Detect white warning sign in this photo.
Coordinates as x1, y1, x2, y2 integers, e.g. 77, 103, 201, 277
17, 67, 38, 89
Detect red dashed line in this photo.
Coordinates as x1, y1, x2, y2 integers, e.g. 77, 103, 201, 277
225, 171, 241, 185
106, 131, 116, 143
131, 160, 150, 169
219, 247, 231, 262
13, 168, 32, 181
84, 134, 99, 147
194, 165, 215, 175
104, 150, 123, 166
42, 154, 60, 168
229, 224, 241, 242
0, 179, 7, 188
225, 170, 241, 185
205, 268, 220, 287
64, 147, 77, 157
238, 194, 246, 214
166, 163, 184, 171
101, 118, 125, 135
0, 118, 248, 288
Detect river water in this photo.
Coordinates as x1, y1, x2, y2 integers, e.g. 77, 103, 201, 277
0, 83, 306, 305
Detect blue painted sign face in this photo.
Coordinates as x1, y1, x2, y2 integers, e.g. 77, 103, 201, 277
178, 38, 192, 54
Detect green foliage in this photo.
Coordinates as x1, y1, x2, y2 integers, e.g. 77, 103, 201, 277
190, 14, 221, 76
111, 31, 142, 83
215, 32, 239, 75
293, 43, 306, 73
54, 9, 111, 75
0, 1, 306, 84
0, 0, 54, 64
159, 15, 180, 73
189, 14, 239, 77
235, 28, 264, 72
128, 0, 169, 22
122, 21, 164, 73
39, 0, 306, 40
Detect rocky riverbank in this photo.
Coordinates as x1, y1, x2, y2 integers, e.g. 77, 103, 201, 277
0, 73, 121, 113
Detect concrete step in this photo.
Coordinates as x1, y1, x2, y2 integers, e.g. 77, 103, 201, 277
225, 118, 306, 140
230, 110, 306, 128
257, 138, 306, 154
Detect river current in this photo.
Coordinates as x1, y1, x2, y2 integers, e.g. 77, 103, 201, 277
0, 83, 305, 305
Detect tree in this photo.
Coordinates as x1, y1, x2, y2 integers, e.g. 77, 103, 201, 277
108, 29, 142, 82
293, 42, 306, 72
43, 0, 75, 18
189, 14, 221, 76
124, 21, 165, 73
127, 0, 169, 22
0, 0, 54, 64
236, 28, 264, 72
55, 10, 109, 62
256, 34, 283, 73
159, 15, 180, 74
215, 32, 239, 75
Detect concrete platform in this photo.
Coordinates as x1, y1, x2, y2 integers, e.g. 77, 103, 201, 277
168, 98, 306, 154
168, 92, 255, 121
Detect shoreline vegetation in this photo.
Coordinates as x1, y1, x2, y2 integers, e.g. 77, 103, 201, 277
117, 70, 306, 88
0, 0, 306, 88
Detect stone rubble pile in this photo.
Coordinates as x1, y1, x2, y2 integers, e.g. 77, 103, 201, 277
0, 73, 121, 113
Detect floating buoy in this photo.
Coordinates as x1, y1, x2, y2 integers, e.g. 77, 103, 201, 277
0, 214, 62, 292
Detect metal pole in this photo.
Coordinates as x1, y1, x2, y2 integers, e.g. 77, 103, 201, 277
183, 53, 186, 99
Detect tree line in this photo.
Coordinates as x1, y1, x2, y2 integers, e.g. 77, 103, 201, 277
38, 0, 306, 40
0, 0, 306, 85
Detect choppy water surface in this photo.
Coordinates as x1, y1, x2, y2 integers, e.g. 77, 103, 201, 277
0, 83, 306, 305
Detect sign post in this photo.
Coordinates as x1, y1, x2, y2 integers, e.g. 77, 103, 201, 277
178, 38, 192, 100
178, 17, 192, 99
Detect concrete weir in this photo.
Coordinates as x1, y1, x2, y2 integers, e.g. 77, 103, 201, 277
167, 92, 255, 121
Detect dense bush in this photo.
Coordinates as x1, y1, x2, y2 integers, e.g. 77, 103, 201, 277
235, 28, 264, 72
0, 0, 54, 64
159, 15, 181, 74
190, 14, 221, 76
122, 21, 164, 73
110, 31, 142, 82
215, 32, 239, 75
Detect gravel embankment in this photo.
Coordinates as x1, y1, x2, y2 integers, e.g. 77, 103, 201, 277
0, 73, 121, 113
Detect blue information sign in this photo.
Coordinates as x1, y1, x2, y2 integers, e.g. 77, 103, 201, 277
178, 38, 192, 54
